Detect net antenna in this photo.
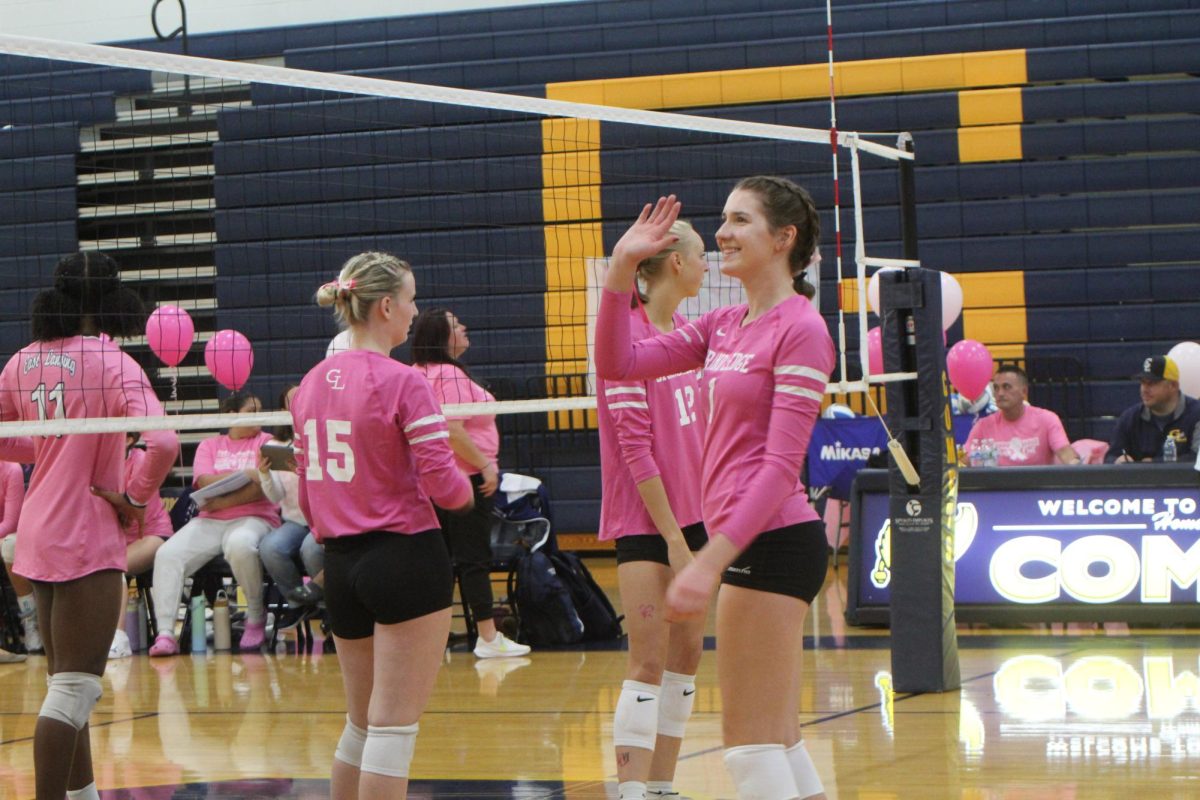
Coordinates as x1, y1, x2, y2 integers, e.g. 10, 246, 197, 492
0, 33, 915, 439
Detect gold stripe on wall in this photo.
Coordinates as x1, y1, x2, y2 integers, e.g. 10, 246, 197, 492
546, 49, 1027, 108
958, 124, 1023, 162
959, 87, 1023, 126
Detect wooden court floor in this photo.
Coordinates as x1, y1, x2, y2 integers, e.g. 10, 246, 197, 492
2, 562, 1199, 799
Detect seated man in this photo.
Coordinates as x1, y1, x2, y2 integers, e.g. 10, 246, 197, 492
965, 365, 1080, 466
1105, 355, 1200, 463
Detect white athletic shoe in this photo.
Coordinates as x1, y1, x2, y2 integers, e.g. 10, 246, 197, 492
108, 629, 133, 660
20, 612, 42, 654
472, 631, 531, 659
0, 648, 26, 664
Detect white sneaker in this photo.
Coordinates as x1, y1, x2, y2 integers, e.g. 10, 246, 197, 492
473, 631, 531, 659
108, 629, 133, 660
0, 648, 26, 664
20, 612, 42, 654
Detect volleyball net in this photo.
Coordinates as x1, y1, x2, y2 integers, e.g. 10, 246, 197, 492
0, 33, 916, 461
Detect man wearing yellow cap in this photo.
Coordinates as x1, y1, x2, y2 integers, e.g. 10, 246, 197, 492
1105, 355, 1200, 463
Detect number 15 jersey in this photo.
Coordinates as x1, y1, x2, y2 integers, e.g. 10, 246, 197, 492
291, 350, 472, 542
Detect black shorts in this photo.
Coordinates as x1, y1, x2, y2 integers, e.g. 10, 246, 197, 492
322, 529, 453, 640
615, 522, 708, 566
721, 520, 828, 603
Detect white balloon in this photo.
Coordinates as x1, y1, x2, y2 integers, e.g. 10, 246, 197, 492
1168, 341, 1200, 397
866, 267, 899, 315
940, 271, 964, 330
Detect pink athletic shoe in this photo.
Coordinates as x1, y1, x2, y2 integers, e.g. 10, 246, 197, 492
239, 619, 266, 651
148, 634, 179, 657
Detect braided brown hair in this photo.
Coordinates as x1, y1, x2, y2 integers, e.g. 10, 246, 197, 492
733, 175, 820, 298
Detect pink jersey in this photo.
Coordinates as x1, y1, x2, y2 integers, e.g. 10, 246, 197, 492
193, 432, 280, 526
416, 362, 500, 474
598, 305, 704, 540
122, 447, 174, 542
0, 461, 24, 537
965, 405, 1071, 466
596, 289, 833, 550
291, 350, 473, 542
0, 335, 178, 581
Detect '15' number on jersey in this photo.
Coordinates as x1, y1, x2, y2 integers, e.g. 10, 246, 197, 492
303, 419, 356, 482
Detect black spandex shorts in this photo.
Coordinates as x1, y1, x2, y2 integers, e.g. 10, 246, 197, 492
322, 529, 453, 639
614, 522, 708, 566
720, 520, 828, 603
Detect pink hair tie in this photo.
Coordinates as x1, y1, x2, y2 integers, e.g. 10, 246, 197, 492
322, 278, 356, 296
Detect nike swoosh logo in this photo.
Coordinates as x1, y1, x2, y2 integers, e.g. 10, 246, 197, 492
682, 689, 696, 696
636, 695, 654, 702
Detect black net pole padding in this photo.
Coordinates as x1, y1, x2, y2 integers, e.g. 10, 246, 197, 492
880, 266, 961, 693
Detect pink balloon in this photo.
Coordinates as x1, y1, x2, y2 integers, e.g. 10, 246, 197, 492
146, 305, 195, 367
866, 326, 883, 374
946, 339, 993, 401
204, 329, 254, 391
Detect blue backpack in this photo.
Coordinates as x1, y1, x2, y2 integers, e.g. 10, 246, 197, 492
509, 549, 584, 646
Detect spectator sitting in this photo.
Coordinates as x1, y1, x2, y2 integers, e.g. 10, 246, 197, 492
1105, 355, 1200, 463
256, 384, 324, 618
964, 365, 1081, 466
108, 433, 176, 659
148, 392, 281, 656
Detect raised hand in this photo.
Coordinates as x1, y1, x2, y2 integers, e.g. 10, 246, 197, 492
605, 195, 683, 290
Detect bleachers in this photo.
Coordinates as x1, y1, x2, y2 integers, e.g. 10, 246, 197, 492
2, 0, 1198, 531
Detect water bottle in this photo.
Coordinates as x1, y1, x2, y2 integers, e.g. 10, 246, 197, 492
1163, 436, 1177, 463
190, 594, 208, 654
212, 591, 232, 651
123, 586, 141, 652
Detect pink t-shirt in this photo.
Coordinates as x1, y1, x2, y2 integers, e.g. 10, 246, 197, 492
596, 289, 834, 550
416, 362, 499, 474
0, 461, 24, 538
598, 305, 704, 540
291, 350, 473, 542
965, 405, 1071, 466
0, 335, 178, 581
122, 447, 174, 542
193, 432, 280, 526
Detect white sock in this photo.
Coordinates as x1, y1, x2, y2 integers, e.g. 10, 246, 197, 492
17, 593, 34, 616
66, 783, 100, 800
619, 780, 648, 800
785, 740, 824, 799
647, 780, 676, 795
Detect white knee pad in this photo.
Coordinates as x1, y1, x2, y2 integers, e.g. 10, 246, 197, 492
724, 744, 800, 800
784, 740, 824, 799
360, 723, 418, 778
39, 672, 103, 731
333, 716, 368, 768
1, 534, 14, 565
657, 670, 696, 739
613, 680, 659, 750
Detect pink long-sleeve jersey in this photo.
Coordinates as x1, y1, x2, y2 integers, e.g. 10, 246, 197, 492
0, 335, 178, 581
0, 461, 24, 538
122, 447, 174, 542
597, 305, 704, 540
596, 289, 833, 550
291, 350, 473, 542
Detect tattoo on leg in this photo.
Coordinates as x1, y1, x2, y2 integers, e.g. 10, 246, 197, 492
638, 603, 655, 620
617, 751, 630, 766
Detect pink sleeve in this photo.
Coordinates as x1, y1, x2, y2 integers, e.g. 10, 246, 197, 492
605, 379, 659, 484
718, 318, 834, 549
191, 437, 216, 487
436, 365, 476, 418
399, 375, 473, 511
595, 289, 709, 380
0, 438, 35, 464
0, 467, 24, 537
964, 419, 983, 452
118, 356, 178, 505
1044, 410, 1071, 453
